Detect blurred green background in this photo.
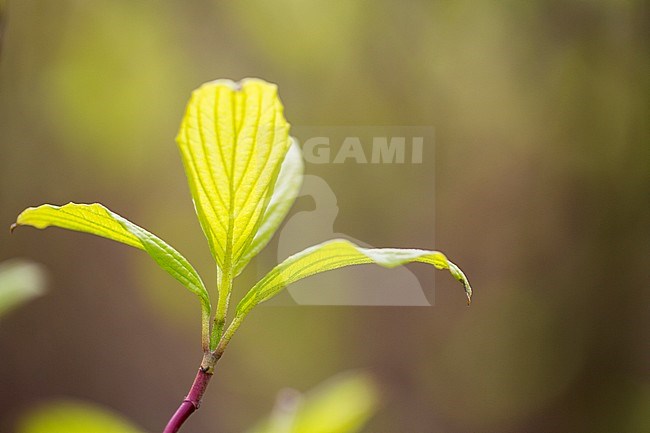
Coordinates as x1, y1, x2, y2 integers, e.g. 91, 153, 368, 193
1, 0, 648, 432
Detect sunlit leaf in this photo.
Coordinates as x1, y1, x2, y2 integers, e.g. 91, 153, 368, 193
237, 239, 472, 317
247, 372, 379, 433
16, 400, 145, 433
0, 260, 46, 317
176, 78, 291, 276
13, 203, 210, 313
235, 138, 304, 276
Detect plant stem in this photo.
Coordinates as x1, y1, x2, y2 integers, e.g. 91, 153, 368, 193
211, 267, 232, 349
163, 353, 218, 433
215, 313, 244, 357
201, 307, 211, 352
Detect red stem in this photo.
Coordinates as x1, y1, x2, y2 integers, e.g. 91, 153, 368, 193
163, 367, 213, 433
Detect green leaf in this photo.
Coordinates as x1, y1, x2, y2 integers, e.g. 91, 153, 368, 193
235, 137, 304, 276
13, 203, 210, 314
176, 78, 292, 276
16, 400, 145, 433
0, 260, 46, 317
237, 239, 472, 317
247, 372, 379, 433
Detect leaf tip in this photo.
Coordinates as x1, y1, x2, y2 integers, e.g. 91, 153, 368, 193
464, 281, 472, 306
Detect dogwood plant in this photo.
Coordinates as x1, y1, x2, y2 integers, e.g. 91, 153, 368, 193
12, 78, 472, 432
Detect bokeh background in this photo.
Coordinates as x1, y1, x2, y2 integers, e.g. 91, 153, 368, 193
1, 0, 648, 432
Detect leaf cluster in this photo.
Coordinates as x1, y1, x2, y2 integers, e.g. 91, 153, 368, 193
13, 79, 471, 360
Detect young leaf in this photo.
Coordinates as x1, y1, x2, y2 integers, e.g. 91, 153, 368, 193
13, 203, 211, 315
176, 78, 292, 276
236, 239, 472, 318
234, 138, 304, 276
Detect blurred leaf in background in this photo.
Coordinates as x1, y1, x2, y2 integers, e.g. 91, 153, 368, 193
16, 400, 146, 433
15, 372, 378, 433
0, 259, 46, 318
247, 371, 379, 433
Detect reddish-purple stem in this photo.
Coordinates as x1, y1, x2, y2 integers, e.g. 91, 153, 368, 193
163, 367, 213, 433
